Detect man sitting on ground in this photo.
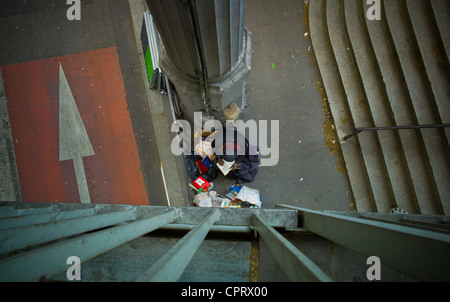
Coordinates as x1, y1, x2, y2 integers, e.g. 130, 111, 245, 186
214, 127, 260, 183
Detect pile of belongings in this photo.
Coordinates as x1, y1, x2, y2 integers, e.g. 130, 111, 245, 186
192, 185, 262, 209
186, 129, 218, 183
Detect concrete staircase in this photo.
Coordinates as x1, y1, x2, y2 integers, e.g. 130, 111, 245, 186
308, 0, 450, 215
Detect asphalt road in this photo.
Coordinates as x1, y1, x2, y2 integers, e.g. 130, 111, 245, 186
0, 0, 167, 206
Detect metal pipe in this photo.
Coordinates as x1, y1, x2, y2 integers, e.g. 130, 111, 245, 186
159, 223, 253, 234
0, 207, 97, 231
189, 0, 211, 116
252, 212, 333, 282
343, 124, 450, 141
135, 210, 220, 282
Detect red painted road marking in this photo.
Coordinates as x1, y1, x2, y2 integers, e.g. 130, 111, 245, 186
1, 47, 149, 205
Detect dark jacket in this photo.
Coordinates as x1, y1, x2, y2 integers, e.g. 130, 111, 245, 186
219, 128, 260, 182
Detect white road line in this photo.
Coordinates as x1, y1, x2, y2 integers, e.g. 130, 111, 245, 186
59, 63, 95, 204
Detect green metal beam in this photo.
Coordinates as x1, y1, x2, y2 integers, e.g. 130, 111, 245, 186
0, 210, 176, 282
138, 206, 298, 229
0, 207, 97, 230
278, 205, 450, 282
0, 205, 58, 218
0, 208, 137, 254
0, 203, 299, 229
135, 210, 220, 282
252, 212, 332, 282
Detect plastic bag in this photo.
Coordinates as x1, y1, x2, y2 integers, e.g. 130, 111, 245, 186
194, 128, 217, 159
235, 186, 262, 208
193, 192, 212, 207
195, 141, 214, 159
208, 191, 227, 208
194, 191, 230, 208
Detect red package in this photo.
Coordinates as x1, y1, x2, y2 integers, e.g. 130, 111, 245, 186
196, 159, 209, 174
193, 177, 211, 192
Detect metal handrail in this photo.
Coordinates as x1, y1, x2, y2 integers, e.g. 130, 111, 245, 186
343, 124, 450, 141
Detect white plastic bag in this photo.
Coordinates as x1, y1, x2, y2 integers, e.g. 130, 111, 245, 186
236, 186, 262, 208
194, 128, 216, 159
193, 192, 212, 207
194, 141, 214, 159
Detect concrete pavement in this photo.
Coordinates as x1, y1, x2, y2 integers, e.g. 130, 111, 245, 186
241, 0, 353, 282
210, 0, 352, 212
116, 0, 353, 211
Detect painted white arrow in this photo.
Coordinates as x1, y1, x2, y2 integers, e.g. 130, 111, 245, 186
59, 63, 95, 204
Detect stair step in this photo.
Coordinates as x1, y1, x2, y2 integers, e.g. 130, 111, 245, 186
430, 0, 450, 63
309, 0, 450, 215
365, 2, 441, 214
385, 0, 450, 215
346, 0, 419, 214
327, 0, 399, 213
309, 0, 376, 212
406, 0, 450, 146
